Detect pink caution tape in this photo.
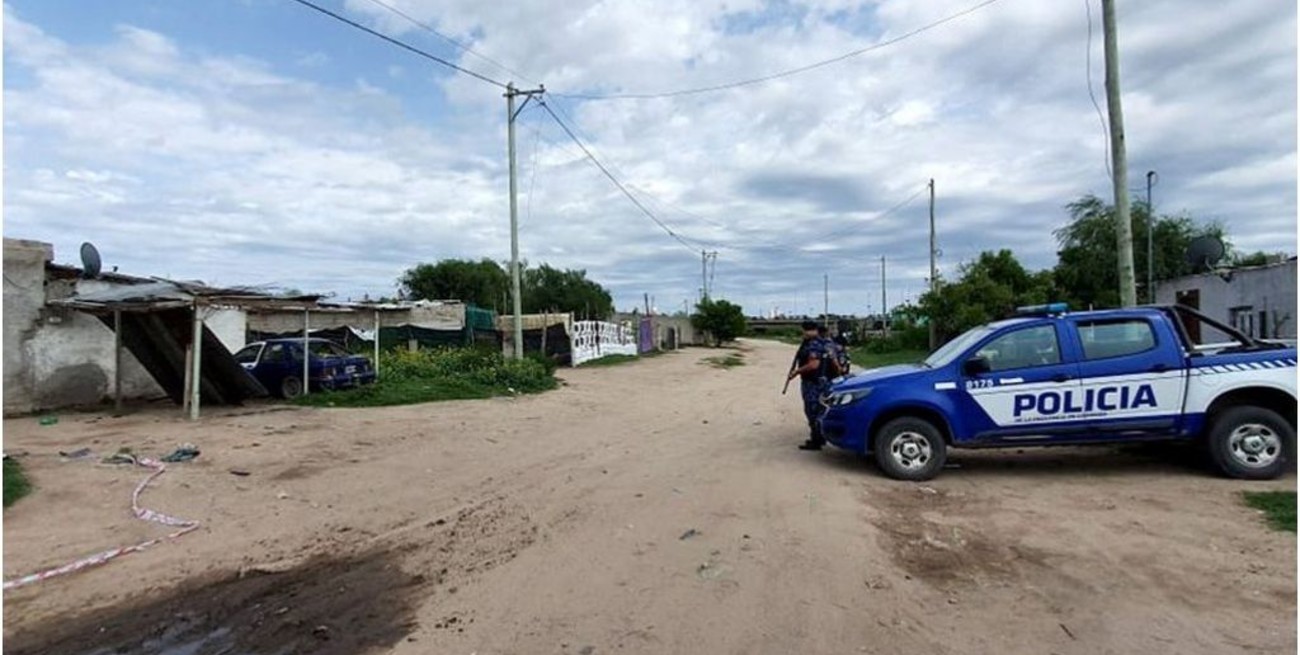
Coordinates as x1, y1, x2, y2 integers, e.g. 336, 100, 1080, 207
3, 456, 200, 591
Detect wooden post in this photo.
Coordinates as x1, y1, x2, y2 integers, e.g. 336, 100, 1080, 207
181, 338, 192, 415
113, 309, 123, 415
189, 304, 203, 421
541, 311, 549, 356
302, 309, 310, 396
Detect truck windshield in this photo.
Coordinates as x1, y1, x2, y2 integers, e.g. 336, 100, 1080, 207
923, 326, 995, 369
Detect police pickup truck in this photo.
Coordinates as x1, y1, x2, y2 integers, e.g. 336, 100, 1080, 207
819, 304, 1297, 481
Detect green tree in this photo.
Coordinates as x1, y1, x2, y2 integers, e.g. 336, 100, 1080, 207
520, 264, 614, 318
400, 259, 510, 310
1053, 195, 1226, 309
919, 249, 1057, 342
691, 298, 747, 346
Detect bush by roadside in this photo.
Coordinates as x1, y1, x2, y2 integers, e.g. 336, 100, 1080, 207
4, 457, 32, 508
296, 347, 557, 408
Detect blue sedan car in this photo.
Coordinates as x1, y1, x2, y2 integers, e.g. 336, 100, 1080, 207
233, 338, 376, 398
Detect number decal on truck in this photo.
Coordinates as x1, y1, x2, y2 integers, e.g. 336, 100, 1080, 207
966, 379, 994, 390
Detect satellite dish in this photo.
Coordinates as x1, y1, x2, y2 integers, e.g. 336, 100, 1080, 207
79, 242, 102, 279
1185, 236, 1225, 273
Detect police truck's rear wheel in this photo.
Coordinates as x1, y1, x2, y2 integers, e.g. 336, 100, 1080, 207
874, 417, 947, 481
1207, 406, 1293, 480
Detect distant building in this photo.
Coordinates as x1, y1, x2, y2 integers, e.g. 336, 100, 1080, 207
1155, 257, 1297, 340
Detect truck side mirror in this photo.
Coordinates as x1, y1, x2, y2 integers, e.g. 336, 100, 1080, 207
963, 356, 991, 376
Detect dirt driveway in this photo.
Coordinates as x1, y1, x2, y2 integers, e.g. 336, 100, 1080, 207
3, 339, 1294, 654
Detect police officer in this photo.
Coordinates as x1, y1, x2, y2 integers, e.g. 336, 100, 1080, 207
832, 334, 851, 376
788, 320, 831, 450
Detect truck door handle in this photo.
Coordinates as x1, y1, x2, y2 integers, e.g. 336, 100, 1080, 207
1051, 373, 1072, 383
1150, 363, 1169, 372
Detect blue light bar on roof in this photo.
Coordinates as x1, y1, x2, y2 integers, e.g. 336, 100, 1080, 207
1015, 302, 1070, 316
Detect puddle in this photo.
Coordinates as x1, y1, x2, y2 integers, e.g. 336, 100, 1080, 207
7, 550, 422, 655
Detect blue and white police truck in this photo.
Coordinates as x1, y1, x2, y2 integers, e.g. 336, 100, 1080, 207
819, 304, 1297, 481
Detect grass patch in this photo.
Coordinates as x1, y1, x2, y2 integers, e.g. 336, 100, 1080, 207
702, 353, 745, 369
296, 347, 556, 408
579, 354, 641, 367
1243, 491, 1296, 533
848, 348, 928, 370
4, 458, 32, 508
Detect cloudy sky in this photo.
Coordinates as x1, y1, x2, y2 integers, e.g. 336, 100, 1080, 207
4, 0, 1295, 316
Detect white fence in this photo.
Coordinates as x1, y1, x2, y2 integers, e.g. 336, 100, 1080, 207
570, 320, 638, 366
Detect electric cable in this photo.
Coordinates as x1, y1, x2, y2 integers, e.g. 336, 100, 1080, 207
287, 0, 509, 89
556, 0, 1004, 100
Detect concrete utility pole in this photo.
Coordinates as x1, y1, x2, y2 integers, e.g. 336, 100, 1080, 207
1101, 0, 1137, 307
880, 256, 889, 337
1146, 170, 1157, 304
928, 178, 937, 349
700, 250, 718, 301
823, 274, 829, 327
506, 83, 545, 359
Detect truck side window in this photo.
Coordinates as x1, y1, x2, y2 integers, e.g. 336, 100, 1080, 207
1076, 319, 1156, 360
978, 325, 1061, 372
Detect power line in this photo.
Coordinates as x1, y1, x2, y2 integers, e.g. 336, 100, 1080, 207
286, 0, 508, 89
556, 0, 1004, 101
1084, 0, 1112, 178
822, 184, 928, 240
539, 101, 709, 253
355, 0, 541, 85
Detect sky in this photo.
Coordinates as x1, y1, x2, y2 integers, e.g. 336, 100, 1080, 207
3, 0, 1296, 317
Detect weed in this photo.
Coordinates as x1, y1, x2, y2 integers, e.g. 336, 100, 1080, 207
1243, 491, 1296, 533
4, 458, 32, 508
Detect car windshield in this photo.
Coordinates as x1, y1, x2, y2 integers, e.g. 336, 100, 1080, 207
233, 344, 261, 364
923, 326, 995, 368
308, 341, 347, 357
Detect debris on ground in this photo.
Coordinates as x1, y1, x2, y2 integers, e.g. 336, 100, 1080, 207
161, 443, 201, 463
38, 416, 58, 426
59, 448, 94, 461
679, 529, 700, 540
101, 448, 137, 465
229, 469, 251, 477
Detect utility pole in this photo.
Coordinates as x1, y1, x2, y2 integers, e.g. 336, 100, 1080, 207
1146, 170, 1157, 304
928, 178, 937, 349
701, 251, 708, 301
823, 274, 829, 327
700, 250, 718, 300
506, 82, 545, 359
1101, 0, 1137, 307
881, 255, 889, 337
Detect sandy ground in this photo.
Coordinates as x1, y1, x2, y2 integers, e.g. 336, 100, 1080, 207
2, 338, 1295, 654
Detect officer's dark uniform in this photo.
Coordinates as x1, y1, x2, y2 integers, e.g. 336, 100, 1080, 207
795, 336, 831, 446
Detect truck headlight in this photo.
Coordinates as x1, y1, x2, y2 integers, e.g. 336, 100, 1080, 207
830, 388, 872, 406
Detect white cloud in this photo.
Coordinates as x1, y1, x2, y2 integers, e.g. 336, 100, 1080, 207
4, 0, 1295, 313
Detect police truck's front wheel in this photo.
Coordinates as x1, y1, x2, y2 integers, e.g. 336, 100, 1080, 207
1207, 406, 1293, 480
874, 417, 947, 481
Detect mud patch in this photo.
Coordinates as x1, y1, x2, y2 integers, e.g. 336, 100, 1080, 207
868, 486, 1052, 588
5, 550, 422, 655
271, 464, 323, 481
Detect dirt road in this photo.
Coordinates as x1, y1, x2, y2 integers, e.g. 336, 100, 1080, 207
3, 339, 1295, 654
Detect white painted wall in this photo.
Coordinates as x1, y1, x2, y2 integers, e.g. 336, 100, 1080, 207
205, 307, 247, 352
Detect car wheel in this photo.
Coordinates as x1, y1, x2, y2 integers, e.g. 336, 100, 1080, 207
1207, 406, 1293, 480
280, 376, 304, 399
873, 417, 947, 481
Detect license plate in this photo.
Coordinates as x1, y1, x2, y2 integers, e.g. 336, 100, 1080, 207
345, 365, 356, 374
